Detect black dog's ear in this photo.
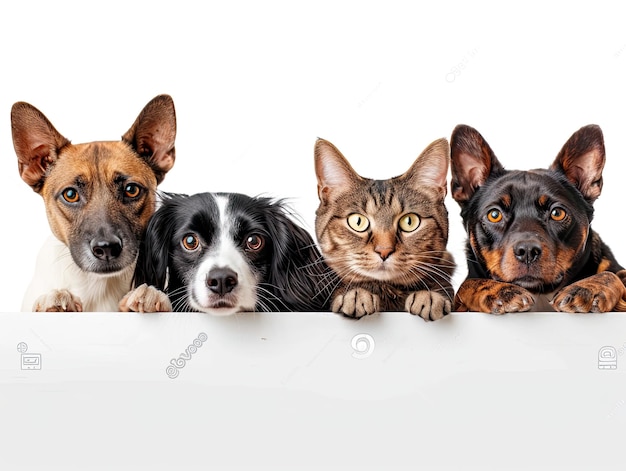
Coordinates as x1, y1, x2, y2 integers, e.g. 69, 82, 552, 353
550, 124, 605, 203
265, 201, 331, 312
133, 198, 176, 290
450, 124, 505, 206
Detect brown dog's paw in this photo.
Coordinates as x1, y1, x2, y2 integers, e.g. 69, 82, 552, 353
406, 290, 451, 321
454, 279, 534, 314
332, 288, 380, 318
33, 289, 83, 312
119, 283, 172, 313
552, 272, 625, 313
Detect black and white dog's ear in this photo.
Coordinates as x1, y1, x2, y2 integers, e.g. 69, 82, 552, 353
133, 202, 175, 290
265, 202, 332, 312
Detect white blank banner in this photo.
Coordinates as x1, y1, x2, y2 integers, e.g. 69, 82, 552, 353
1, 312, 624, 470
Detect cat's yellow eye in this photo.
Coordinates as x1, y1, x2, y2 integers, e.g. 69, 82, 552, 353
398, 213, 420, 232
487, 209, 503, 223
347, 213, 369, 232
550, 207, 567, 221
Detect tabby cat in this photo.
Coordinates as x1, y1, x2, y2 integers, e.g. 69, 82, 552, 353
314, 138, 455, 321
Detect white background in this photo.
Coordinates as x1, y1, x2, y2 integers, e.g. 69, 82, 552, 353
4, 0, 626, 307
1, 1, 626, 469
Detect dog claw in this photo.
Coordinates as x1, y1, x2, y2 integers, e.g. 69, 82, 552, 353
33, 289, 83, 312
119, 283, 172, 313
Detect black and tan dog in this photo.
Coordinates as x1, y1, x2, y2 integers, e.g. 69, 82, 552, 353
12, 95, 176, 311
450, 124, 626, 313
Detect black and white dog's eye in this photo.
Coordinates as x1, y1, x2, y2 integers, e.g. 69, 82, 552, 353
182, 234, 200, 251
245, 234, 265, 252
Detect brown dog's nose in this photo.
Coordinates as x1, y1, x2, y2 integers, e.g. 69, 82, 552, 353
91, 238, 122, 261
514, 240, 542, 264
207, 268, 238, 295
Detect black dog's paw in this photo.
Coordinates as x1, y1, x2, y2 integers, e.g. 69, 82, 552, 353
552, 272, 625, 313
406, 290, 451, 321
332, 288, 380, 318
455, 279, 534, 314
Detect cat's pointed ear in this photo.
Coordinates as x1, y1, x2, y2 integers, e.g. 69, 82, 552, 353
550, 124, 605, 203
450, 124, 505, 206
403, 138, 450, 197
314, 138, 361, 204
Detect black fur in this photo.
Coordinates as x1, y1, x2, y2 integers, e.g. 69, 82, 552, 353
133, 192, 332, 312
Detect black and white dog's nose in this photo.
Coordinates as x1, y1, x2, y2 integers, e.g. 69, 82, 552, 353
206, 268, 238, 295
91, 238, 123, 261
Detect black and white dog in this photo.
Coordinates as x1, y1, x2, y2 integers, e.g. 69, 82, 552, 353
120, 192, 333, 314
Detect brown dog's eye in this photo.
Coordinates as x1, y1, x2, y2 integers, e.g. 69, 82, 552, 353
550, 207, 567, 221
124, 183, 141, 198
487, 209, 503, 223
62, 188, 80, 203
245, 234, 265, 252
182, 234, 200, 251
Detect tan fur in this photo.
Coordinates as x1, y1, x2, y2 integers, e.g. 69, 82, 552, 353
12, 95, 176, 311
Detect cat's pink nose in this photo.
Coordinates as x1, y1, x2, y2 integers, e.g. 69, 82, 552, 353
375, 246, 394, 261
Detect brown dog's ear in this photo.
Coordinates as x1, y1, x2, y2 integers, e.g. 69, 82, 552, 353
314, 138, 363, 205
450, 124, 504, 206
550, 124, 605, 203
401, 137, 450, 199
122, 94, 177, 184
11, 102, 71, 193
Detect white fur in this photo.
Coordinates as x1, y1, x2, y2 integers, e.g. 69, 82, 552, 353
188, 195, 258, 315
22, 235, 134, 312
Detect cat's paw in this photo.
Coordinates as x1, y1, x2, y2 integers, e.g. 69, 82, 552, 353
332, 288, 380, 318
33, 289, 83, 312
119, 284, 172, 313
405, 290, 451, 321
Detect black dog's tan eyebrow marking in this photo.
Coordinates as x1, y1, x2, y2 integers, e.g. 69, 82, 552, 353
500, 194, 511, 209
538, 194, 549, 207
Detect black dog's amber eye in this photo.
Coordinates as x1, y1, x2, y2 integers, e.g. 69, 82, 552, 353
550, 207, 567, 221
62, 188, 80, 203
245, 234, 265, 252
182, 234, 200, 251
487, 209, 503, 223
124, 183, 141, 198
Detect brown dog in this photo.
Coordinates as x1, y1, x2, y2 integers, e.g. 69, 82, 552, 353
12, 95, 176, 311
450, 124, 626, 313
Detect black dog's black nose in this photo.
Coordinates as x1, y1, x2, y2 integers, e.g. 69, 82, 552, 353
91, 238, 122, 261
514, 240, 542, 264
207, 268, 238, 295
